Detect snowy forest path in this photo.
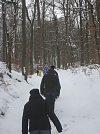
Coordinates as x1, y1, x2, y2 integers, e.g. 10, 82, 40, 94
0, 70, 100, 134
54, 70, 100, 134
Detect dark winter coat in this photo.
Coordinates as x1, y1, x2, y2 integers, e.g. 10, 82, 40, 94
22, 89, 62, 134
40, 72, 61, 96
47, 68, 58, 76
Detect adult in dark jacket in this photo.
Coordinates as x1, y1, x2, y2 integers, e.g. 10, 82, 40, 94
22, 89, 62, 134
40, 70, 61, 111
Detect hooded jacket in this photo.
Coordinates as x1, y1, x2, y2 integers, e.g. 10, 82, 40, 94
40, 71, 61, 96
22, 89, 62, 134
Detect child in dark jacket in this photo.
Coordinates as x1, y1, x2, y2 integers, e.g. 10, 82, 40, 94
22, 89, 62, 134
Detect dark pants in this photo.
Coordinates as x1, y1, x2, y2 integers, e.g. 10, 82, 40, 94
45, 93, 56, 111
30, 130, 51, 134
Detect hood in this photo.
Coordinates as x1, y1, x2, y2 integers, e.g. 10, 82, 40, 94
30, 89, 39, 94
29, 89, 41, 101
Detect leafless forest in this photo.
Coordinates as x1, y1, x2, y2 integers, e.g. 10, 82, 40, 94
0, 0, 100, 80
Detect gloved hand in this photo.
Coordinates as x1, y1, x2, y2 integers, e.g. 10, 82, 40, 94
58, 129, 62, 133
56, 96, 59, 99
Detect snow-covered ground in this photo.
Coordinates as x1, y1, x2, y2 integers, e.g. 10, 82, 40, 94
0, 62, 100, 134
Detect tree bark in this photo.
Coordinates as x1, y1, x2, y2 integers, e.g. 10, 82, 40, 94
22, 0, 27, 80
87, 1, 98, 64
79, 0, 84, 66
2, 0, 6, 62
25, 0, 36, 74
36, 0, 41, 64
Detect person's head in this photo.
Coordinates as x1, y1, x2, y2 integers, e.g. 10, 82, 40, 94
29, 88, 40, 100
47, 68, 56, 75
30, 88, 39, 94
50, 65, 55, 70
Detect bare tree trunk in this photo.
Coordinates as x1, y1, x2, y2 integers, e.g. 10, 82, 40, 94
36, 0, 41, 64
96, 0, 100, 34
62, 0, 69, 65
79, 0, 84, 66
85, 0, 89, 65
22, 0, 27, 81
54, 16, 60, 68
2, 0, 6, 62
96, 0, 100, 63
42, 0, 46, 66
52, 0, 56, 66
26, 0, 36, 74
5, 1, 17, 73
6, 33, 11, 72
87, 1, 98, 64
